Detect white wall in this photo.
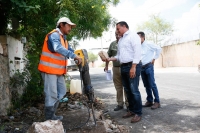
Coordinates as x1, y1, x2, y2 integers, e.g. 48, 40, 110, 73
7, 36, 24, 76
155, 40, 200, 67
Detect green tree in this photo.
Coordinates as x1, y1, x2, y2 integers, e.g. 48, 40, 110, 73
88, 52, 98, 63
0, 0, 119, 107
137, 14, 173, 45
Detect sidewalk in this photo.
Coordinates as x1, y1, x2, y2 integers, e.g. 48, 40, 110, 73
154, 67, 199, 73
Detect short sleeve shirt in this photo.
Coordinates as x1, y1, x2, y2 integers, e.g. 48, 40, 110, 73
107, 40, 121, 67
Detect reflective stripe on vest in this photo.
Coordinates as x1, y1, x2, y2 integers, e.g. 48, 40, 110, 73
41, 51, 65, 60
39, 60, 66, 69
38, 29, 68, 75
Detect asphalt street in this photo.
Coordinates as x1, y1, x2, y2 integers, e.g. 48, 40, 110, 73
68, 67, 200, 133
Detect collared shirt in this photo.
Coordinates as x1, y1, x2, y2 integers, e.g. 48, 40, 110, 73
141, 41, 162, 65
48, 28, 76, 59
107, 40, 121, 67
115, 30, 141, 64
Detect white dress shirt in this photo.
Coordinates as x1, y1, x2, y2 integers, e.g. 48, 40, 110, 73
141, 41, 162, 65
115, 30, 141, 64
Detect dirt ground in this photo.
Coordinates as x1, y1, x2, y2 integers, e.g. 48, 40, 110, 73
0, 93, 125, 133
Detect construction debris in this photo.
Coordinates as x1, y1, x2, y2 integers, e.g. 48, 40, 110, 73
0, 93, 129, 133
61, 92, 105, 110
27, 120, 64, 133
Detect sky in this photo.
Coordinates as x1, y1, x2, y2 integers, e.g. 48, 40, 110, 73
77, 0, 200, 50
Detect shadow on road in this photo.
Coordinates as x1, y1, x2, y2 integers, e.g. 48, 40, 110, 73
104, 98, 200, 133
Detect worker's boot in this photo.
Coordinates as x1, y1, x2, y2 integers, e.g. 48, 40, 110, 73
45, 102, 63, 121
45, 106, 54, 120
53, 101, 63, 121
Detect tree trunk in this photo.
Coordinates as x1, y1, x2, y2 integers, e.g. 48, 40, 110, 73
11, 17, 19, 31
0, 0, 12, 35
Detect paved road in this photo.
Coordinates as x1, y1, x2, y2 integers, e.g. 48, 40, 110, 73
68, 67, 200, 133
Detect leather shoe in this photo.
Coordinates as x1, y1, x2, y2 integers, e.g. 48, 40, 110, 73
151, 102, 160, 109
131, 114, 141, 123
114, 105, 123, 111
143, 101, 153, 107
126, 106, 129, 112
122, 112, 135, 118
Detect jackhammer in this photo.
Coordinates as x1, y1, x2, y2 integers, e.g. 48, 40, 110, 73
74, 49, 96, 126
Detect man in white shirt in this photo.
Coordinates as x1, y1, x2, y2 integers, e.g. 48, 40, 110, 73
137, 31, 162, 110
107, 21, 142, 123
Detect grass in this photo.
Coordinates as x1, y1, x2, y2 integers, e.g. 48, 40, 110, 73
0, 124, 5, 132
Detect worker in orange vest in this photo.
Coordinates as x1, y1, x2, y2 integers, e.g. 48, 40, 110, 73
38, 17, 82, 120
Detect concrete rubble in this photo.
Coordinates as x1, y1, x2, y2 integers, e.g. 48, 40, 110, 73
27, 120, 65, 133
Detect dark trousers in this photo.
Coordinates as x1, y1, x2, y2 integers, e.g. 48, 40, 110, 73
141, 63, 160, 103
121, 62, 142, 116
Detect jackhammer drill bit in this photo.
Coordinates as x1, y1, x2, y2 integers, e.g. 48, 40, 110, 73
75, 58, 96, 126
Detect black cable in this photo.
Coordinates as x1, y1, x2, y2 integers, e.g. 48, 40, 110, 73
65, 102, 91, 131
65, 60, 95, 131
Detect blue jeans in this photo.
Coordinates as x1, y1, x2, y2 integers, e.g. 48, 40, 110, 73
141, 63, 160, 103
121, 63, 142, 116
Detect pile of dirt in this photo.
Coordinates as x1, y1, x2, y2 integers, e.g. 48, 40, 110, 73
62, 92, 105, 110
0, 105, 45, 133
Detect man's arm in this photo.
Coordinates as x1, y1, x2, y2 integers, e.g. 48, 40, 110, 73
149, 42, 162, 64
68, 44, 74, 53
105, 43, 112, 71
104, 41, 118, 62
150, 42, 162, 59
48, 32, 76, 59
114, 50, 119, 61
130, 34, 141, 78
104, 61, 110, 71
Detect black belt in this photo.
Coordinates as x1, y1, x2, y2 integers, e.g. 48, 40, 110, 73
120, 62, 132, 66
142, 62, 151, 68
121, 61, 142, 67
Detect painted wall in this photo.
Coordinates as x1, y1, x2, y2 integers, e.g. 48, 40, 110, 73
7, 36, 24, 76
0, 35, 25, 115
155, 40, 200, 67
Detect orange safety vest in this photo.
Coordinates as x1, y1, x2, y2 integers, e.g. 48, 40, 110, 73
38, 29, 68, 75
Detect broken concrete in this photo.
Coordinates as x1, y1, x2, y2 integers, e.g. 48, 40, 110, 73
27, 120, 64, 133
